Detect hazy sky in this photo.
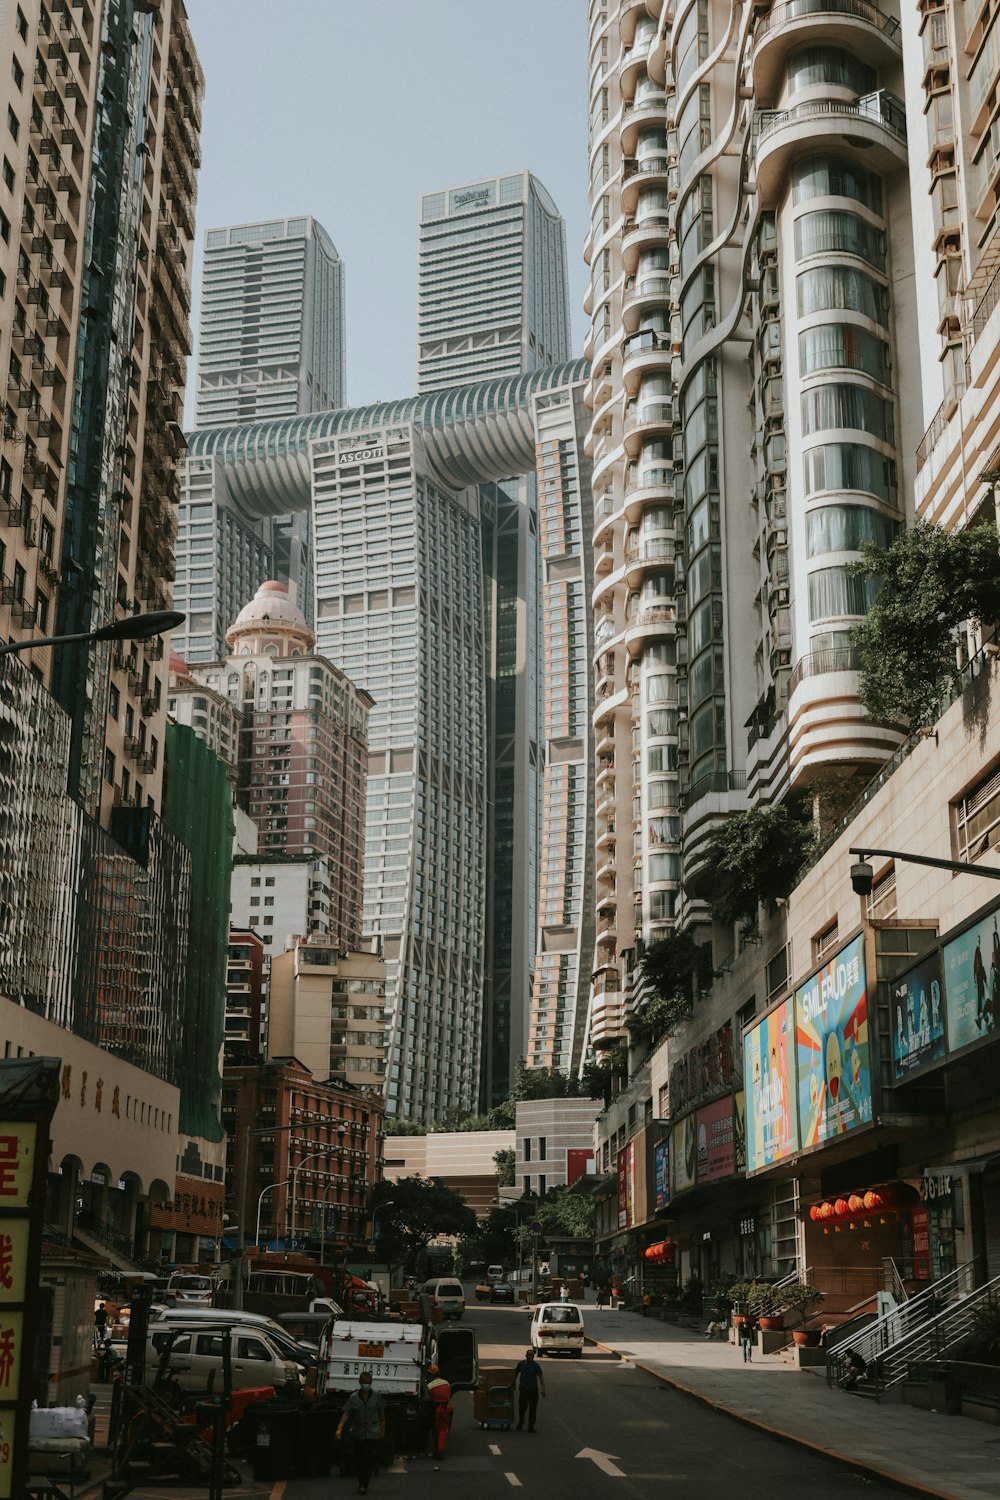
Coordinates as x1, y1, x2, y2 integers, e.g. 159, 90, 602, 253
183, 0, 590, 419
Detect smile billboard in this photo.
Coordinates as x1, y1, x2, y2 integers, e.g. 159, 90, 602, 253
795, 933, 872, 1147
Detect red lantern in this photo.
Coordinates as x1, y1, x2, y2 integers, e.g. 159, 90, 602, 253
820, 1201, 835, 1220
864, 1190, 881, 1211
835, 1198, 850, 1219
809, 1204, 822, 1222
848, 1194, 864, 1216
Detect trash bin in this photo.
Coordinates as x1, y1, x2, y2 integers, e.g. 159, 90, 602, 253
927, 1370, 961, 1415
302, 1402, 336, 1476
244, 1399, 303, 1480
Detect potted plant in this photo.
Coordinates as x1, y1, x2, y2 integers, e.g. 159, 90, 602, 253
775, 1280, 825, 1345
726, 1278, 753, 1327
747, 1280, 783, 1331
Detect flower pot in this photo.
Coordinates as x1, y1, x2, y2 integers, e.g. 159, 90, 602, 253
731, 1314, 745, 1328
793, 1329, 822, 1348
759, 1316, 784, 1331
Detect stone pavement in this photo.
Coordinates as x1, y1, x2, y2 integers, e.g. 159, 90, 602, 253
585, 1305, 999, 1500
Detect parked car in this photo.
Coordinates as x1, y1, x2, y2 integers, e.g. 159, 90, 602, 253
489, 1282, 516, 1305
149, 1305, 319, 1369
148, 1322, 305, 1395
165, 1272, 215, 1307
487, 1264, 505, 1282
421, 1277, 465, 1320
529, 1301, 585, 1356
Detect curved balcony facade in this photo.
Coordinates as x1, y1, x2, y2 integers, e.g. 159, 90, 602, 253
752, 0, 902, 103
754, 92, 907, 207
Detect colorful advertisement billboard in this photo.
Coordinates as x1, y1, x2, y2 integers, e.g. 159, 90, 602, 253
942, 905, 1000, 1054
617, 1141, 635, 1229
744, 997, 798, 1173
794, 934, 872, 1147
891, 951, 946, 1081
695, 1096, 736, 1182
670, 1114, 698, 1196
653, 1139, 670, 1211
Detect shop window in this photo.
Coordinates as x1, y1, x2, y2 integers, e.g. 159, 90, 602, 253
953, 762, 1000, 863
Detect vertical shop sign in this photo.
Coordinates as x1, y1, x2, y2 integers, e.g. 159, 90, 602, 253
653, 1140, 670, 1211
891, 952, 946, 1081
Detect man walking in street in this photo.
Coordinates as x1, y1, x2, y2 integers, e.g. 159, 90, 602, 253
336, 1370, 386, 1495
512, 1347, 546, 1432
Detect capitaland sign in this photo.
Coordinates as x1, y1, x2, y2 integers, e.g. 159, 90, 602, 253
452, 187, 492, 208
339, 446, 385, 466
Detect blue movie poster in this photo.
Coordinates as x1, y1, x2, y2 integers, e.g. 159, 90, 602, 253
891, 952, 945, 1081
942, 906, 1000, 1053
653, 1139, 669, 1211
794, 934, 872, 1147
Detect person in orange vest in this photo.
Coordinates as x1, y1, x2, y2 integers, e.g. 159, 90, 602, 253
425, 1363, 453, 1459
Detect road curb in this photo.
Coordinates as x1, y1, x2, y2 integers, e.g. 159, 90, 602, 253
586, 1337, 959, 1500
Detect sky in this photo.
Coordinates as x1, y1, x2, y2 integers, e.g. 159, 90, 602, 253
182, 0, 591, 420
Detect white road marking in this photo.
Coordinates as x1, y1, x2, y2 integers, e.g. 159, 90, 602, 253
489, 1443, 502, 1454
505, 1472, 523, 1487
576, 1446, 626, 1477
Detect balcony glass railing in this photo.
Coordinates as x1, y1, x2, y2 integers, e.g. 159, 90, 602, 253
756, 91, 907, 148
755, 0, 901, 41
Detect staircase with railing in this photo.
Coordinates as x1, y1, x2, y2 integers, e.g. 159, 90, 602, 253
827, 1263, 999, 1397
74, 1208, 160, 1274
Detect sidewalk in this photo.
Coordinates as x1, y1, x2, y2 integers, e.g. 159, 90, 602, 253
585, 1307, 999, 1500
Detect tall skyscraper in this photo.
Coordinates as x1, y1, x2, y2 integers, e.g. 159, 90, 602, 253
195, 216, 345, 425
185, 361, 592, 1121
417, 171, 571, 393
174, 216, 345, 663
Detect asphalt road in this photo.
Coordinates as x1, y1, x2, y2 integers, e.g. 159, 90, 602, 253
284, 1296, 908, 1498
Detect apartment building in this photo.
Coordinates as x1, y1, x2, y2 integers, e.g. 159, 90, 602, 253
584, 0, 1000, 1308
267, 937, 387, 1093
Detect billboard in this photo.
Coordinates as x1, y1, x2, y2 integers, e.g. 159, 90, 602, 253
891, 951, 946, 1081
566, 1148, 594, 1186
670, 1114, 698, 1197
942, 905, 1000, 1054
795, 933, 872, 1147
733, 1090, 746, 1176
744, 997, 798, 1173
653, 1139, 670, 1211
695, 1096, 736, 1182
617, 1141, 635, 1229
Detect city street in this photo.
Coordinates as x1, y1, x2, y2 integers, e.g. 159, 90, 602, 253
283, 1298, 908, 1499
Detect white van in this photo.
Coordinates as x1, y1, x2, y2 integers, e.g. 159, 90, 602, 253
165, 1272, 215, 1307
149, 1306, 319, 1368
148, 1323, 304, 1395
529, 1301, 585, 1356
487, 1264, 505, 1282
421, 1277, 466, 1320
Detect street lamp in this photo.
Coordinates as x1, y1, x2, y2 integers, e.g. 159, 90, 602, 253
255, 1179, 289, 1248
849, 845, 1000, 897
0, 607, 185, 657
370, 1199, 395, 1248
289, 1148, 331, 1250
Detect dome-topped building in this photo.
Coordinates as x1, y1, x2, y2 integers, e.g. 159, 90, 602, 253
226, 580, 315, 656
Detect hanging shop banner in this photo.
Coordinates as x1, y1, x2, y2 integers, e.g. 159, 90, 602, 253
670, 1114, 698, 1197
941, 904, 1000, 1054
795, 933, 872, 1147
653, 1139, 670, 1211
891, 951, 946, 1081
616, 1141, 635, 1230
695, 1095, 736, 1183
744, 997, 798, 1173
733, 1090, 746, 1176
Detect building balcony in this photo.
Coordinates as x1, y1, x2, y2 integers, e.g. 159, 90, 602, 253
618, 0, 658, 47
623, 400, 673, 456
621, 214, 672, 275
753, 92, 907, 207
624, 535, 676, 584
593, 684, 630, 730
623, 467, 674, 523
596, 855, 617, 887
594, 540, 616, 577
596, 816, 616, 849
622, 330, 673, 394
593, 490, 619, 541
620, 92, 670, 156
788, 648, 903, 783
623, 272, 673, 332
621, 154, 673, 214
752, 0, 902, 102
624, 605, 677, 656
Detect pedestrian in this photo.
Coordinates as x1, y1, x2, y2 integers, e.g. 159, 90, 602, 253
336, 1371, 386, 1496
739, 1312, 756, 1363
596, 1286, 606, 1310
559, 1283, 569, 1303
93, 1303, 107, 1347
425, 1363, 452, 1459
641, 1292, 651, 1318
842, 1349, 868, 1391
511, 1347, 546, 1433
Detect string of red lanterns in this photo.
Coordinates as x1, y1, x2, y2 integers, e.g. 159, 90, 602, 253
807, 1182, 917, 1222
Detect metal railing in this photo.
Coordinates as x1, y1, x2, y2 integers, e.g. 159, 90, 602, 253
754, 0, 901, 42
75, 1207, 158, 1270
683, 769, 748, 808
787, 645, 861, 695
756, 92, 907, 149
865, 1275, 1000, 1396
825, 1261, 983, 1389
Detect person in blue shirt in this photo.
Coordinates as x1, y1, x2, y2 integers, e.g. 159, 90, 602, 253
511, 1347, 547, 1432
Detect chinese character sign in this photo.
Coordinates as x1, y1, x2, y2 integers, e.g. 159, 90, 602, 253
0, 1225, 29, 1306
744, 997, 799, 1173
653, 1140, 669, 1211
695, 1096, 736, 1182
942, 905, 1000, 1053
891, 952, 946, 1081
795, 934, 871, 1147
0, 1130, 35, 1209
0, 1409, 14, 1500
616, 1147, 629, 1230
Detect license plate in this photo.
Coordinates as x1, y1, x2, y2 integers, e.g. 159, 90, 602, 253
256, 1435, 270, 1448
358, 1342, 384, 1357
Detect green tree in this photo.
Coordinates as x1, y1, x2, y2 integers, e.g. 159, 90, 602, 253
494, 1147, 515, 1187
370, 1176, 477, 1275
701, 803, 815, 936
534, 1185, 595, 1238
850, 518, 1000, 725
634, 930, 715, 1041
